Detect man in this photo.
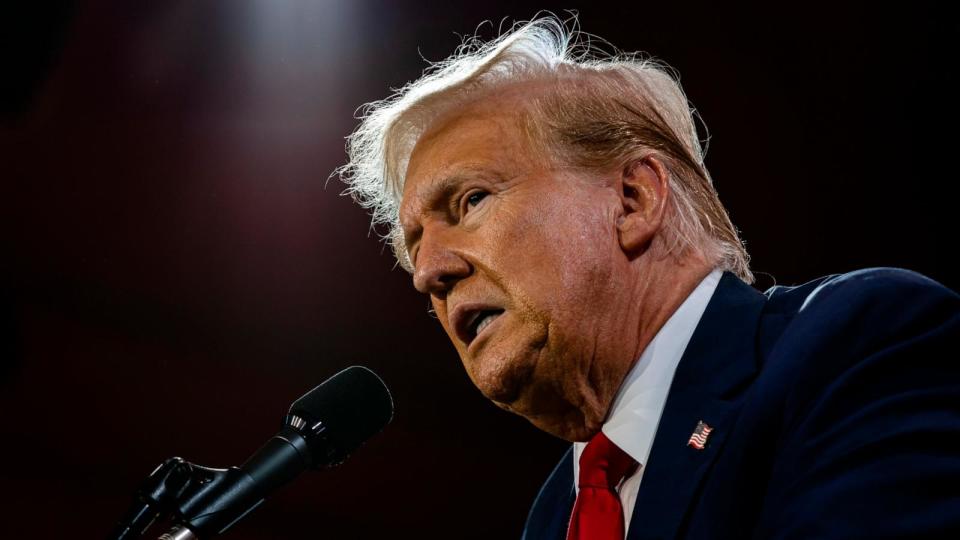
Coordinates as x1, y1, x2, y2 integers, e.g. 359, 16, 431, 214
338, 16, 960, 539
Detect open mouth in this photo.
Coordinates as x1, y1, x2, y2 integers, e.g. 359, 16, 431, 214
471, 309, 503, 339
463, 308, 505, 344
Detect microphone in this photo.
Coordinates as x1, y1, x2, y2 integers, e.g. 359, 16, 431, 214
111, 365, 393, 539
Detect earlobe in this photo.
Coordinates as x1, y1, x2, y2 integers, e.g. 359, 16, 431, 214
616, 155, 669, 255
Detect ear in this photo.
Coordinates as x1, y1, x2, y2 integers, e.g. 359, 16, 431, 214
616, 155, 670, 255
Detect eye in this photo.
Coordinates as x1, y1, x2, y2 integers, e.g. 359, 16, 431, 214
464, 190, 488, 210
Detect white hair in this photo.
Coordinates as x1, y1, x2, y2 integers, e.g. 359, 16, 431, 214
336, 14, 753, 283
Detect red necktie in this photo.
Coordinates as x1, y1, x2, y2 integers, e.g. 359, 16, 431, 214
566, 431, 639, 540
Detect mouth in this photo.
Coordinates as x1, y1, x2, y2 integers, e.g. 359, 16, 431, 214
451, 304, 506, 346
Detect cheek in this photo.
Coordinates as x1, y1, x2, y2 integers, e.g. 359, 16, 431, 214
513, 193, 619, 309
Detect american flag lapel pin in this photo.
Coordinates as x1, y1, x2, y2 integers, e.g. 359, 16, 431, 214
687, 420, 713, 450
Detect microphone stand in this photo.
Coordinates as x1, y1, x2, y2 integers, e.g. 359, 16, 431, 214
110, 457, 194, 539
110, 456, 264, 540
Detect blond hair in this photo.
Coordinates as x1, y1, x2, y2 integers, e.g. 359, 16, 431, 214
336, 14, 752, 282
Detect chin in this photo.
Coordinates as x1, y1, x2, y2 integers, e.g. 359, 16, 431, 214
465, 338, 541, 405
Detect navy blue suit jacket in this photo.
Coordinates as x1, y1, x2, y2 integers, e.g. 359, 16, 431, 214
522, 268, 960, 539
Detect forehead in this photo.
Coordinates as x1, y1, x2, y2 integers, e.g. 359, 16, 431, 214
409, 104, 529, 179
400, 98, 541, 215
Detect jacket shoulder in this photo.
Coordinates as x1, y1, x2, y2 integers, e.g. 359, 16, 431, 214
756, 267, 958, 396
763, 267, 956, 315
748, 268, 960, 538
760, 267, 957, 347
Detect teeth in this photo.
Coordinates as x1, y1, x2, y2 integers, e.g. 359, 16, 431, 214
475, 312, 500, 336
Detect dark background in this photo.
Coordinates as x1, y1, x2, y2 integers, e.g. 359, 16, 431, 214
2, 1, 956, 538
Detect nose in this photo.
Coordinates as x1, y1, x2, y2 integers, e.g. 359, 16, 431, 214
412, 227, 472, 296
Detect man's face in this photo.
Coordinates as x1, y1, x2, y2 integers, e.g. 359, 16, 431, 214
399, 98, 638, 441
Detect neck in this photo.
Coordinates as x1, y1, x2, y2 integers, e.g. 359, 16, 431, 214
628, 254, 714, 366
557, 250, 715, 442
581, 252, 713, 436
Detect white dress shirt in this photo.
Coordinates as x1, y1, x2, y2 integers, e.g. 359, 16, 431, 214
572, 269, 722, 535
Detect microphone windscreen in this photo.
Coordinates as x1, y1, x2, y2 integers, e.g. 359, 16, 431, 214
287, 366, 393, 466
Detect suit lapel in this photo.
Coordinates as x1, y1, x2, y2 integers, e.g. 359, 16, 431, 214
627, 272, 767, 540
522, 447, 576, 540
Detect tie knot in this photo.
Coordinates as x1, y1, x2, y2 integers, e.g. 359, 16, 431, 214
577, 431, 638, 490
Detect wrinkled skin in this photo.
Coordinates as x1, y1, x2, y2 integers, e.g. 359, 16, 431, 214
399, 90, 711, 441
